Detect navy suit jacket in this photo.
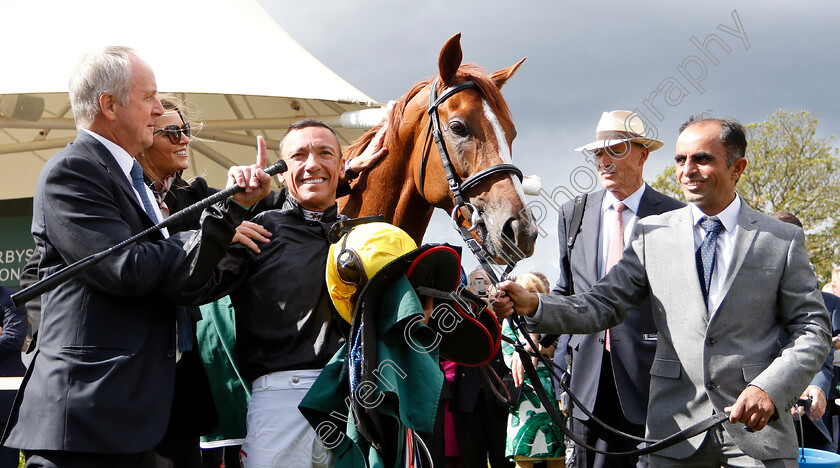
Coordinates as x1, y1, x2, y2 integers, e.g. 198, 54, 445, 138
826, 291, 840, 336
0, 287, 25, 377
552, 186, 683, 424
798, 291, 840, 451
3, 132, 243, 453
777, 293, 835, 451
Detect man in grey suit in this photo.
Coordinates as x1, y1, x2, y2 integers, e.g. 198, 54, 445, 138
545, 110, 682, 468
2, 46, 271, 467
494, 116, 831, 466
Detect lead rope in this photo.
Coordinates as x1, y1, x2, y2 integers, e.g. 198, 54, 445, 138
512, 323, 729, 457
509, 316, 656, 444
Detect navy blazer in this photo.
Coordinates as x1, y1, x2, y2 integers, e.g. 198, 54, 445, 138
3, 132, 243, 453
797, 291, 840, 451
552, 186, 683, 425
0, 287, 25, 377
778, 293, 835, 451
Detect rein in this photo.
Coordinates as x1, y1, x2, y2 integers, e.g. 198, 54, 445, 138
510, 321, 729, 457
508, 315, 729, 457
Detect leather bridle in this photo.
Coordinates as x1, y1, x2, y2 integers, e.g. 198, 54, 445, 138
419, 78, 524, 208
419, 78, 525, 277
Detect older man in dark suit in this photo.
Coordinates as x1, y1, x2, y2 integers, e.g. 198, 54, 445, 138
495, 116, 831, 467
549, 110, 682, 468
2, 46, 270, 468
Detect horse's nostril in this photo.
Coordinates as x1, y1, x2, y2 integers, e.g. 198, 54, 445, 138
500, 218, 528, 262
502, 218, 516, 246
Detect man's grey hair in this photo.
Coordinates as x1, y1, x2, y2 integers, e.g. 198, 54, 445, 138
69, 46, 137, 129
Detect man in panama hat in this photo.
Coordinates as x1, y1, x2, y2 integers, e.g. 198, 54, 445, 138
547, 110, 682, 467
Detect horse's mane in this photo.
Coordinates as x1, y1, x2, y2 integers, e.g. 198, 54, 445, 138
344, 63, 513, 159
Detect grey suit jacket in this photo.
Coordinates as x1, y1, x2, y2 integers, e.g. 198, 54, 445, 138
536, 200, 831, 460
552, 186, 682, 425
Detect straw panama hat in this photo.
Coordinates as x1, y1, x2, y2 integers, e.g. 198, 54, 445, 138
575, 110, 664, 153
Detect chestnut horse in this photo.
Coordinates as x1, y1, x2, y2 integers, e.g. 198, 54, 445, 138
340, 34, 537, 265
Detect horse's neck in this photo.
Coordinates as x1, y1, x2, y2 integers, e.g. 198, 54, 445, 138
339, 145, 434, 244
391, 188, 435, 245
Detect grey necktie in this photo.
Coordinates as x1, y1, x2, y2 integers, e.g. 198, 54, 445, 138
696, 216, 724, 307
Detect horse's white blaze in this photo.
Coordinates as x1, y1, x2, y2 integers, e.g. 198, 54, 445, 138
482, 100, 527, 205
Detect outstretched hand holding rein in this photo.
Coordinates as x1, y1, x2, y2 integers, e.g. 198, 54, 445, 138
491, 280, 539, 319
227, 136, 272, 208
724, 385, 776, 431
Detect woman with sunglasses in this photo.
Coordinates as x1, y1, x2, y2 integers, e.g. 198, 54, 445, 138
139, 99, 273, 252
137, 96, 388, 468
137, 96, 264, 468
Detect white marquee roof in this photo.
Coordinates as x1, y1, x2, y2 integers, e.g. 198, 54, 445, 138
0, 0, 383, 199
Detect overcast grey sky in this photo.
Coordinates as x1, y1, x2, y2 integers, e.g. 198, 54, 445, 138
259, 1, 840, 276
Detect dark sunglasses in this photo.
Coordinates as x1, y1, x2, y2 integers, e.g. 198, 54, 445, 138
153, 122, 191, 144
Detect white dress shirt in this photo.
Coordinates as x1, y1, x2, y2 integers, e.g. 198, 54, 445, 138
690, 196, 741, 315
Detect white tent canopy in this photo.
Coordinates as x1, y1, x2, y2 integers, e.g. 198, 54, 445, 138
0, 0, 384, 199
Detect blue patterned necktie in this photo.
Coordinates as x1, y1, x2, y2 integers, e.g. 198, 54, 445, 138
129, 160, 192, 351
696, 216, 724, 307
129, 160, 159, 224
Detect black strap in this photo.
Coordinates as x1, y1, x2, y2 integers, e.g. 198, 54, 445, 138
566, 193, 587, 250
326, 215, 385, 244
428, 79, 477, 207
510, 320, 655, 445
460, 164, 523, 193
480, 364, 513, 406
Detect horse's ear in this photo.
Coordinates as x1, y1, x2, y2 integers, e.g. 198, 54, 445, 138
490, 57, 526, 90
438, 33, 463, 86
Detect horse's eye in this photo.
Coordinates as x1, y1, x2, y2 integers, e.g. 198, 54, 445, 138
449, 120, 469, 137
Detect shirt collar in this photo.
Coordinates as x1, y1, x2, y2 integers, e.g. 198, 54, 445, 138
82, 129, 135, 181
603, 183, 647, 213
281, 192, 339, 222
690, 195, 741, 232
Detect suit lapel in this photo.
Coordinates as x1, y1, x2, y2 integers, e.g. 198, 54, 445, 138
672, 207, 709, 323
636, 186, 660, 219
714, 199, 759, 312
582, 190, 604, 280
76, 132, 155, 229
